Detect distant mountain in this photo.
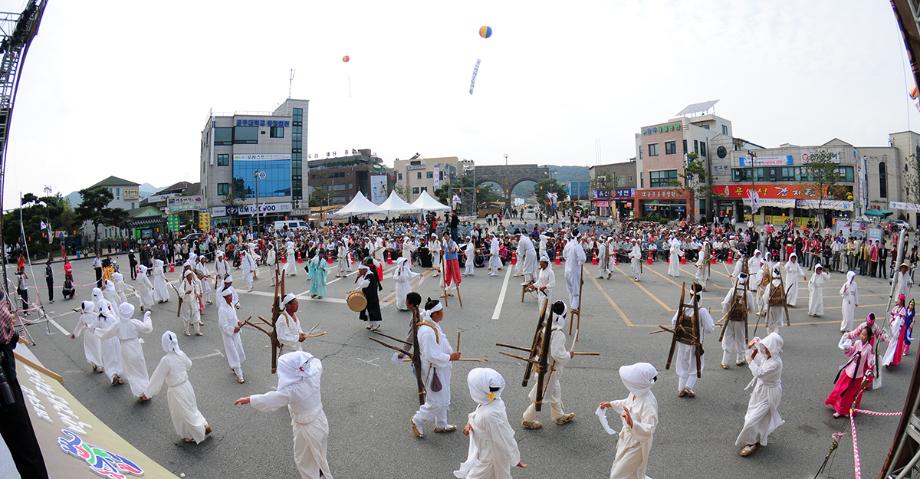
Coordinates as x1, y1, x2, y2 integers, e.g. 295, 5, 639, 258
139, 183, 158, 199
546, 165, 590, 183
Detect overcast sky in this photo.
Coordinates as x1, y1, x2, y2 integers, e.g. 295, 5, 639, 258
2, 0, 919, 205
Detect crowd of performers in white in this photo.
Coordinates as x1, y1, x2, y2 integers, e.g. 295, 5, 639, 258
60, 224, 919, 479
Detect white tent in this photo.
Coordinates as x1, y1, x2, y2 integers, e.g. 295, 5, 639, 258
411, 190, 451, 212
377, 190, 419, 215
332, 191, 384, 217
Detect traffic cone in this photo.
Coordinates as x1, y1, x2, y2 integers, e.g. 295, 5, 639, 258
511, 252, 517, 265
386, 250, 393, 265
710, 255, 717, 265
647, 251, 653, 265
327, 255, 334, 265
169, 262, 175, 273
554, 254, 561, 266
296, 251, 303, 264
680, 255, 687, 265
591, 252, 598, 265
727, 251, 733, 265
613, 253, 618, 266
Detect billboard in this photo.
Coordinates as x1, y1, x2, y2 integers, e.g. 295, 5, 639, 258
233, 153, 292, 199
226, 202, 293, 216
370, 175, 388, 204
166, 195, 204, 213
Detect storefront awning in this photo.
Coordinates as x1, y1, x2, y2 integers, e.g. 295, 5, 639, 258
797, 199, 854, 211
865, 208, 894, 217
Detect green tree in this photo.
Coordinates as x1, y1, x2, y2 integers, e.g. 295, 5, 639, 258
309, 187, 333, 207
5, 193, 78, 259
679, 152, 712, 221
801, 150, 842, 227
534, 178, 568, 214
76, 187, 128, 255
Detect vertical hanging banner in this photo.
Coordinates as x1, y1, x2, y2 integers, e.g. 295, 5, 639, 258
198, 212, 211, 232
469, 58, 481, 95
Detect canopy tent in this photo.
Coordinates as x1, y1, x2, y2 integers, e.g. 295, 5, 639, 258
865, 209, 894, 218
332, 191, 384, 217
411, 190, 451, 212
377, 190, 419, 215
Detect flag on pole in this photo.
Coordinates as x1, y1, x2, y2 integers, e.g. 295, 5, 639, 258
747, 189, 761, 213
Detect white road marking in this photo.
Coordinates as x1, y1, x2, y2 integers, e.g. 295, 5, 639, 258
491, 266, 513, 320
47, 317, 70, 335
189, 350, 225, 360
354, 357, 381, 368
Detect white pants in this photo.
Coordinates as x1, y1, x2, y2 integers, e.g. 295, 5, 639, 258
489, 255, 501, 274
565, 270, 580, 310
675, 342, 702, 392
464, 258, 475, 276
245, 271, 254, 290
412, 402, 449, 431
721, 321, 746, 365
522, 373, 565, 422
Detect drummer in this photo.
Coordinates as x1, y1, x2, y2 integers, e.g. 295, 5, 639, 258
354, 258, 383, 331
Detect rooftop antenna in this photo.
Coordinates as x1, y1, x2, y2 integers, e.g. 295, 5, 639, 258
288, 68, 295, 99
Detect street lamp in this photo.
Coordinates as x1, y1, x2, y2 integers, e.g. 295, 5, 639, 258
254, 170, 266, 225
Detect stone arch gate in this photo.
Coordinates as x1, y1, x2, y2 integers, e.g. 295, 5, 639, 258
473, 164, 550, 209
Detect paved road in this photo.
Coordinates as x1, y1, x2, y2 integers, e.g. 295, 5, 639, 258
10, 253, 911, 478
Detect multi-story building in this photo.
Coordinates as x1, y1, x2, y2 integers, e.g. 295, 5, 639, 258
589, 159, 637, 218
200, 98, 308, 222
393, 155, 462, 202
307, 149, 393, 206
81, 176, 141, 241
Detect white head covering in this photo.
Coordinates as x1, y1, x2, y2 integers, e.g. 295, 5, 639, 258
737, 272, 748, 285
618, 362, 657, 396
92, 287, 103, 304
466, 367, 506, 405
421, 300, 443, 321
551, 301, 568, 330
113, 272, 124, 283
787, 253, 797, 263
759, 332, 783, 356
771, 267, 782, 286
138, 264, 148, 274
118, 302, 135, 319
540, 253, 550, 263
846, 270, 856, 286
161, 330, 183, 354
813, 263, 823, 272
281, 293, 297, 307
224, 274, 233, 283
276, 351, 321, 390
753, 249, 761, 257
81, 300, 94, 313
104, 280, 115, 292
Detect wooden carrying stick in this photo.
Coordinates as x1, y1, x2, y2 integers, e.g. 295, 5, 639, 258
13, 351, 63, 384
570, 351, 600, 356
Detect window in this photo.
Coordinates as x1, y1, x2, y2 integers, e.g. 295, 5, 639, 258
879, 162, 888, 198
233, 126, 259, 144
420, 187, 427, 192
217, 154, 229, 166
700, 141, 707, 157
426, 171, 433, 179
214, 127, 233, 145
648, 143, 659, 157
398, 173, 403, 180
682, 139, 687, 154
416, 172, 422, 179
693, 140, 699, 154
722, 125, 728, 135
270, 126, 284, 138
665, 141, 677, 155
114, 187, 120, 199
649, 169, 678, 187
217, 183, 230, 195
412, 187, 420, 194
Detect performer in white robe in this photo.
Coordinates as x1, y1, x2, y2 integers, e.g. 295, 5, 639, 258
629, 239, 642, 281
146, 331, 211, 444
284, 240, 297, 276
783, 254, 805, 307
112, 272, 129, 304
241, 248, 257, 292
747, 250, 763, 286
218, 288, 246, 383
694, 242, 711, 290
518, 233, 537, 284
522, 301, 575, 429
412, 300, 460, 437
667, 236, 682, 277
563, 232, 587, 311
806, 264, 830, 317
893, 262, 913, 301
152, 259, 170, 303
97, 303, 153, 400
135, 265, 155, 311
530, 255, 556, 314
606, 238, 617, 279
393, 257, 419, 311
736, 333, 784, 457
70, 300, 103, 372
670, 284, 715, 397
721, 273, 755, 368
488, 234, 501, 276
538, 232, 549, 265
195, 257, 213, 305
102, 280, 119, 308
463, 237, 476, 276
179, 270, 203, 336
277, 293, 306, 353
599, 362, 659, 479
760, 268, 787, 334
236, 351, 333, 479
336, 241, 350, 277
596, 236, 609, 279
214, 251, 230, 290
839, 271, 859, 332
430, 233, 442, 276
373, 236, 385, 267
92, 288, 124, 385
455, 368, 525, 479
266, 244, 277, 268
883, 294, 909, 367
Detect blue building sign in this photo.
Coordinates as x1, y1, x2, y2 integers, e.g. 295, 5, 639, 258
235, 119, 290, 127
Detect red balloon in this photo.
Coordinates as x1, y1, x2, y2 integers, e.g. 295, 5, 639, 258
342, 55, 350, 63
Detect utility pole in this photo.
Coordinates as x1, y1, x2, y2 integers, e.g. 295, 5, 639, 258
254, 170, 266, 226
747, 150, 757, 223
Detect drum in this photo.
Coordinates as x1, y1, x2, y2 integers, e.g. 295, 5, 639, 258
347, 290, 367, 312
